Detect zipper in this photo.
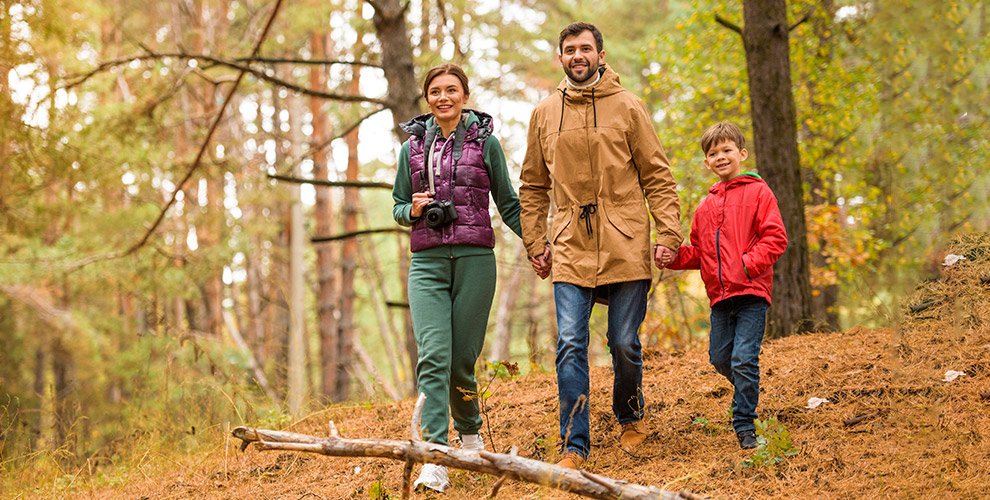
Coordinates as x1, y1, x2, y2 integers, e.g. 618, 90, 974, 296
716, 228, 725, 301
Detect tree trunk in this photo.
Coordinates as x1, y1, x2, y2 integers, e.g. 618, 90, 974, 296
371, 0, 422, 141
332, 71, 361, 402
287, 93, 308, 417
741, 0, 813, 337
310, 30, 341, 402
802, 0, 840, 332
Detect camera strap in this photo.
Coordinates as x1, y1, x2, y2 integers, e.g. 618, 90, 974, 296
425, 115, 467, 197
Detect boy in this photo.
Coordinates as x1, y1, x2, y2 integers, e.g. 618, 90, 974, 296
661, 122, 788, 449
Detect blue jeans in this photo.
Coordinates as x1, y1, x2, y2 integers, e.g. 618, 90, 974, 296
709, 295, 768, 434
554, 280, 649, 458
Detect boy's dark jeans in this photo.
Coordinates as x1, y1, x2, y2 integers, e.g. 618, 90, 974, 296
709, 295, 768, 434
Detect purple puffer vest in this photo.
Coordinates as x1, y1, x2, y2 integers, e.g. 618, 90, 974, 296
400, 110, 495, 252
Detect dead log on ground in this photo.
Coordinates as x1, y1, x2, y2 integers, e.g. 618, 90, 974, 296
232, 394, 711, 500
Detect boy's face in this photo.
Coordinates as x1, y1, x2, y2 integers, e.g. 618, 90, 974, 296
704, 139, 748, 182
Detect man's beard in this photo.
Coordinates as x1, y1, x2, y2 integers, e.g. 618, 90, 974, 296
564, 59, 600, 85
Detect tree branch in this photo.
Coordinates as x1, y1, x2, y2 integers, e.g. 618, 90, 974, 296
232, 418, 706, 500
268, 174, 393, 190
64, 52, 391, 106
789, 14, 810, 32
311, 228, 408, 243
232, 56, 382, 70
715, 14, 742, 36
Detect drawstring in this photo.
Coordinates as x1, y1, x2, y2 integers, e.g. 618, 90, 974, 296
578, 203, 597, 237
558, 89, 567, 132
591, 88, 597, 130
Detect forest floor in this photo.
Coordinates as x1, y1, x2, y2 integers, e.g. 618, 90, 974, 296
13, 235, 990, 500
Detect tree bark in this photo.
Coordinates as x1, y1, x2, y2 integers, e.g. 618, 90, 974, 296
231, 403, 704, 500
287, 93, 308, 416
332, 69, 361, 402
741, 0, 813, 337
370, 0, 422, 141
310, 29, 341, 402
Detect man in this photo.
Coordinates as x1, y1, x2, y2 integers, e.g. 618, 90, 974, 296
519, 22, 681, 469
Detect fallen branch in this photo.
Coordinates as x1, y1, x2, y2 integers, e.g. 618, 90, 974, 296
843, 411, 880, 427
232, 394, 707, 500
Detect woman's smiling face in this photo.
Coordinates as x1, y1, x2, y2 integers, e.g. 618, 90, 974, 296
426, 74, 467, 127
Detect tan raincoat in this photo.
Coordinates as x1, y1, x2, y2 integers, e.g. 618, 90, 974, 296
520, 65, 681, 288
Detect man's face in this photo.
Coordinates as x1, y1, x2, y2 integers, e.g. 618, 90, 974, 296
558, 30, 604, 84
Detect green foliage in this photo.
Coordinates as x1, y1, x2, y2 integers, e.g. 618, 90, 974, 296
692, 406, 731, 436
691, 416, 723, 436
485, 360, 520, 382
743, 417, 799, 468
367, 479, 392, 499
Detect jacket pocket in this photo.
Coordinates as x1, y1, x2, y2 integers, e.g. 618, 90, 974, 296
601, 201, 643, 239
551, 206, 573, 243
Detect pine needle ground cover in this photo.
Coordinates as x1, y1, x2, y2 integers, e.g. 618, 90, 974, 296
13, 235, 990, 500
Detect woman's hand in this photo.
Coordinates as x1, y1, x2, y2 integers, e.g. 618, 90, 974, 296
410, 191, 434, 218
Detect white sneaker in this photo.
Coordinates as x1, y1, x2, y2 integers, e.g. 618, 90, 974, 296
460, 434, 484, 452
413, 463, 449, 492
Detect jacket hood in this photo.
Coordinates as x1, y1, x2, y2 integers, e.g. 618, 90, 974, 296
399, 109, 493, 142
709, 172, 764, 194
555, 65, 624, 101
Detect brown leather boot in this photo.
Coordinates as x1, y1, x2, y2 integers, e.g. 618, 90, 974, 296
620, 420, 648, 450
555, 451, 585, 469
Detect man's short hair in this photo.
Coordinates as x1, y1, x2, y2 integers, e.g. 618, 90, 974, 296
558, 22, 604, 54
701, 122, 747, 155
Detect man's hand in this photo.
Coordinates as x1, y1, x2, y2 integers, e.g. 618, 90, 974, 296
654, 245, 676, 269
530, 242, 552, 280
410, 191, 434, 218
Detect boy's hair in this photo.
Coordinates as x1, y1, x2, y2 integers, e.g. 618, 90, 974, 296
422, 63, 470, 98
701, 122, 747, 155
558, 22, 604, 54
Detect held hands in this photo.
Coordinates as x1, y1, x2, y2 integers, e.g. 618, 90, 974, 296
530, 242, 552, 280
410, 191, 434, 218
654, 245, 676, 269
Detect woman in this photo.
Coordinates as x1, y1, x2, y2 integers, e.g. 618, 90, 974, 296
391, 63, 522, 492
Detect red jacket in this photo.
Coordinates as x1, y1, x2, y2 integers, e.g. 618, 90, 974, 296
668, 173, 787, 306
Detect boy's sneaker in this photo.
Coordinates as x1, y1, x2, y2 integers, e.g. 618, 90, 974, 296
460, 434, 484, 452
413, 464, 450, 492
737, 430, 758, 449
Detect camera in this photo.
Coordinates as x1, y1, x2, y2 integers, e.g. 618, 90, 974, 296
423, 199, 458, 228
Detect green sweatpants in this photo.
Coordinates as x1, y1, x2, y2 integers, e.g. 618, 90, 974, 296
408, 248, 496, 445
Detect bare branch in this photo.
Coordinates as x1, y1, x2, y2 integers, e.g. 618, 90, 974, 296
715, 14, 743, 36
268, 174, 393, 190
231, 423, 707, 500
411, 393, 426, 440
789, 14, 810, 32
233, 56, 382, 70
311, 228, 408, 243
64, 52, 391, 106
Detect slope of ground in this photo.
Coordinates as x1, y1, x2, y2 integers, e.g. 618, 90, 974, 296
14, 234, 990, 499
